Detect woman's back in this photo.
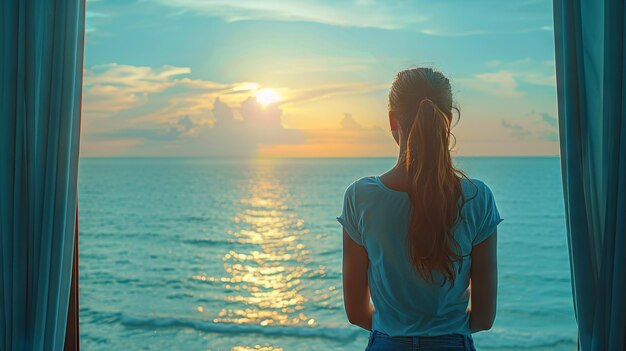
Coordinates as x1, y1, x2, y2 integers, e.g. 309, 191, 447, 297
339, 67, 502, 350
338, 175, 502, 336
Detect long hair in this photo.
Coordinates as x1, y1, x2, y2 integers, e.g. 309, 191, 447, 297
388, 67, 468, 284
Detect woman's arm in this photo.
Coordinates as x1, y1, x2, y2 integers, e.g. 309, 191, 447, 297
469, 229, 498, 333
342, 229, 374, 330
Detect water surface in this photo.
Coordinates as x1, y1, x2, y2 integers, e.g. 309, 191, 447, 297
79, 157, 576, 350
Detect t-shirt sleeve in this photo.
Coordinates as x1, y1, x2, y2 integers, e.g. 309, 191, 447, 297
336, 182, 363, 246
473, 182, 503, 245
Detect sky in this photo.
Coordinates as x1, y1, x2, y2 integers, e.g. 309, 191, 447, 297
82, 0, 559, 157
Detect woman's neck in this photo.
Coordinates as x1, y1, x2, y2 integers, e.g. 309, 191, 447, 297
379, 149, 410, 192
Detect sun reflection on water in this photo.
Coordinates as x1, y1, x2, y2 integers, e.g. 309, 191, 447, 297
193, 163, 315, 327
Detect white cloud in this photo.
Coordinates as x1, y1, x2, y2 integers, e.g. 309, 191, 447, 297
458, 71, 523, 97
478, 58, 556, 88
419, 28, 489, 37
457, 58, 556, 97
83, 64, 187, 118
149, 0, 429, 30
517, 72, 556, 86
83, 62, 387, 123
279, 82, 388, 106
85, 64, 190, 93
92, 96, 306, 156
501, 111, 559, 142
144, 0, 552, 37
83, 63, 256, 120
82, 62, 394, 156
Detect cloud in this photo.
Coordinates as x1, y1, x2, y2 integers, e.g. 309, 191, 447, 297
340, 113, 363, 130
83, 64, 189, 119
81, 62, 397, 156
459, 71, 523, 97
146, 0, 552, 36
83, 63, 259, 120
85, 11, 109, 33
85, 64, 191, 90
90, 95, 395, 156
501, 120, 532, 138
418, 29, 489, 37
501, 111, 559, 142
539, 112, 557, 127
149, 0, 428, 30
480, 58, 556, 88
94, 116, 203, 141
162, 115, 198, 139
279, 83, 388, 106
458, 61, 556, 97
517, 72, 556, 86
81, 62, 554, 157
93, 96, 306, 156
83, 63, 384, 123
238, 97, 304, 144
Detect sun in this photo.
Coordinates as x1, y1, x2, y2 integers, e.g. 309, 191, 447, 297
255, 88, 281, 106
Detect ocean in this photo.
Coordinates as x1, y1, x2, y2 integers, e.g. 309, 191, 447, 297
78, 157, 577, 351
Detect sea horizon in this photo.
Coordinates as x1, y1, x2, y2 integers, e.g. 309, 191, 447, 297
78, 155, 562, 159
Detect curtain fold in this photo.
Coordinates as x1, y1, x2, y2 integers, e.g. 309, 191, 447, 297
0, 1, 85, 350
553, 0, 626, 349
63, 208, 80, 351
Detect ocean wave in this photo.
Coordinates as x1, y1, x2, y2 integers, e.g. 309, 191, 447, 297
82, 309, 361, 342
118, 314, 360, 342
81, 309, 577, 350
474, 328, 577, 349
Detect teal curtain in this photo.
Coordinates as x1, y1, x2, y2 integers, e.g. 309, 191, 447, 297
553, 0, 626, 350
0, 1, 85, 350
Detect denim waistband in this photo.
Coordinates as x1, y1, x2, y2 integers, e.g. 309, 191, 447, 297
369, 330, 474, 349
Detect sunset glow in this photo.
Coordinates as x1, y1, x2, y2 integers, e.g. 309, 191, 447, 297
256, 89, 281, 106
82, 1, 559, 157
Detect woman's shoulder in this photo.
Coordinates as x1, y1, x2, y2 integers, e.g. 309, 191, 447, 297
460, 177, 496, 203
342, 176, 389, 204
345, 176, 379, 191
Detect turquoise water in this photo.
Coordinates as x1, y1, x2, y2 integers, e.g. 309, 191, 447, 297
78, 157, 577, 350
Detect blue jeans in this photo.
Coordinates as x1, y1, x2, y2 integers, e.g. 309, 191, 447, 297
365, 330, 476, 351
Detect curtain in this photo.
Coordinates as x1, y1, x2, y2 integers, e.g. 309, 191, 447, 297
63, 210, 80, 351
0, 0, 85, 350
553, 0, 626, 350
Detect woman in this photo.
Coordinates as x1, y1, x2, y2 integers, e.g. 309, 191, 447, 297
337, 67, 502, 350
